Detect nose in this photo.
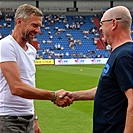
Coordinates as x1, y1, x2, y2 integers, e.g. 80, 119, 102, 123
99, 27, 103, 34
36, 27, 41, 34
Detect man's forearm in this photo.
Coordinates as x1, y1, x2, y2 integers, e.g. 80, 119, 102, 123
124, 89, 133, 133
12, 82, 54, 100
73, 87, 97, 101
123, 108, 133, 133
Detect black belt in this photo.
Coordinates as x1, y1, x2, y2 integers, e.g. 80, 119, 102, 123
9, 115, 34, 120
20, 115, 33, 120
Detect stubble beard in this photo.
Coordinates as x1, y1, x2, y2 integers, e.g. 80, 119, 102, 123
22, 32, 33, 44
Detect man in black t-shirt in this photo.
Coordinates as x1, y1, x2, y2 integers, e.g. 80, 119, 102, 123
94, 41, 132, 133
60, 6, 133, 133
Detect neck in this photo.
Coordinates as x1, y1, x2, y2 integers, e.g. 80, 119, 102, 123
111, 30, 132, 51
112, 39, 132, 51
11, 31, 28, 51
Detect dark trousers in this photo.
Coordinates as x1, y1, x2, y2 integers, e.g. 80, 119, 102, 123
0, 115, 34, 133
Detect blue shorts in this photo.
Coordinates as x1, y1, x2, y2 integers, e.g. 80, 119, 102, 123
0, 115, 34, 133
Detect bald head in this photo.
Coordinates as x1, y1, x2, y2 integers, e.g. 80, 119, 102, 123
103, 6, 132, 29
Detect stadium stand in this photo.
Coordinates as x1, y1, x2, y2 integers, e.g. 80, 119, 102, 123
36, 14, 111, 59
0, 11, 133, 59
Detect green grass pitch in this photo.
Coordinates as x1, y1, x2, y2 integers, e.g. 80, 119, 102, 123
34, 64, 104, 133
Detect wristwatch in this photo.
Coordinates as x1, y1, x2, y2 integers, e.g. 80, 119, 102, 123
34, 115, 38, 120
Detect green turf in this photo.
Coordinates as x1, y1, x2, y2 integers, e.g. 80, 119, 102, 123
34, 64, 104, 133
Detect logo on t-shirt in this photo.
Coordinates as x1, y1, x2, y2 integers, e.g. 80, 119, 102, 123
101, 63, 110, 76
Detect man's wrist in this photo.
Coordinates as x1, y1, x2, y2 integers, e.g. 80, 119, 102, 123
51, 91, 56, 102
34, 115, 38, 120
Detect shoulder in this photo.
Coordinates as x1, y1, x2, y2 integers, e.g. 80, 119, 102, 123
113, 42, 132, 59
0, 35, 12, 44
0, 35, 15, 50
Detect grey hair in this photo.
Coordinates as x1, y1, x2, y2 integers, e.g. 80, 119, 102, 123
106, 6, 132, 29
14, 4, 43, 24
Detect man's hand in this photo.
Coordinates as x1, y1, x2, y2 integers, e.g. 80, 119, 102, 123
34, 119, 41, 133
54, 89, 73, 107
59, 91, 74, 101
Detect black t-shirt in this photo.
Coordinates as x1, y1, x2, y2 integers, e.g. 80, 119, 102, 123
93, 42, 133, 133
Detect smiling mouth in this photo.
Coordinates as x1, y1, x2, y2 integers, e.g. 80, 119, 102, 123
30, 31, 36, 37
30, 33, 36, 37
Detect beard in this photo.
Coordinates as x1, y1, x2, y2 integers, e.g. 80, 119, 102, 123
21, 31, 34, 44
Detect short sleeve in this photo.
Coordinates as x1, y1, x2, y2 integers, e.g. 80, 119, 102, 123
0, 39, 17, 63
114, 56, 133, 91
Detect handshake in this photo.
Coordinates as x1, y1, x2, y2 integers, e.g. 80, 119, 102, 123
52, 89, 74, 107
51, 88, 96, 107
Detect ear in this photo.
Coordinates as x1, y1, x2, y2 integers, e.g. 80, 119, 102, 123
112, 19, 118, 31
16, 18, 22, 24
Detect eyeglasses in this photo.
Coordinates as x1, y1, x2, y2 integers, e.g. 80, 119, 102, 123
100, 18, 121, 27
